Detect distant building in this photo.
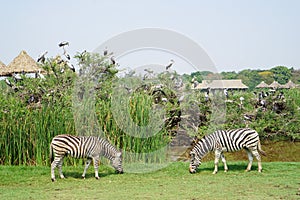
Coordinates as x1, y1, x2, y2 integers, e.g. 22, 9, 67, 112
281, 80, 297, 89
255, 81, 271, 89
193, 79, 248, 90
0, 50, 44, 78
255, 80, 297, 89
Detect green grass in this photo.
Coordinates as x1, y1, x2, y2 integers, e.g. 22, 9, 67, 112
0, 162, 299, 200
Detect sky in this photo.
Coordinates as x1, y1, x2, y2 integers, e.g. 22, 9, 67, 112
1, 0, 300, 74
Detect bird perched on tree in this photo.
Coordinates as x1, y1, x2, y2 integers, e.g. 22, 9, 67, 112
66, 61, 75, 72
58, 41, 69, 47
37, 51, 48, 63
110, 56, 115, 64
165, 59, 174, 71
5, 78, 12, 87
103, 47, 108, 56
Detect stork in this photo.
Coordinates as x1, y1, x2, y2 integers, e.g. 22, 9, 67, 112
63, 48, 71, 60
103, 47, 108, 56
5, 78, 12, 87
165, 59, 174, 71
36, 69, 45, 79
37, 51, 48, 63
66, 61, 75, 72
58, 41, 69, 47
12, 73, 22, 81
110, 56, 119, 65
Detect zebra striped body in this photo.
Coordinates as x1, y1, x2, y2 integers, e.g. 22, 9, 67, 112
189, 128, 266, 174
50, 134, 123, 181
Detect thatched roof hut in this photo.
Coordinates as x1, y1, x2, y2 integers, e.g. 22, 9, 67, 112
255, 81, 270, 88
0, 50, 42, 76
282, 80, 297, 89
194, 79, 248, 90
0, 60, 6, 68
269, 81, 282, 89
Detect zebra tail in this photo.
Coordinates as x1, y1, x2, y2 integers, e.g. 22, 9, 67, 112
50, 143, 54, 163
258, 139, 267, 156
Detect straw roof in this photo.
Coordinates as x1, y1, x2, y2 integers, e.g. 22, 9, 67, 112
194, 79, 248, 89
0, 50, 42, 76
269, 81, 282, 89
0, 60, 6, 68
282, 80, 297, 89
255, 81, 270, 88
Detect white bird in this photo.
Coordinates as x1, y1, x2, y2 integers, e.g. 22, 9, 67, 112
36, 69, 45, 79
165, 59, 174, 70
110, 56, 118, 65
37, 51, 48, 63
58, 41, 69, 47
62, 48, 71, 60
12, 73, 22, 81
66, 61, 75, 72
5, 78, 12, 87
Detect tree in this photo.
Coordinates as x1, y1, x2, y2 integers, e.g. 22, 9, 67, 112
237, 69, 261, 90
271, 66, 292, 84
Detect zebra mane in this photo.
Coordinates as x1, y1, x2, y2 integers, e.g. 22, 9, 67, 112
96, 137, 120, 160
192, 134, 213, 160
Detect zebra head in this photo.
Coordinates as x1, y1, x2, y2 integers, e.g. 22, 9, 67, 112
189, 151, 201, 173
111, 151, 123, 174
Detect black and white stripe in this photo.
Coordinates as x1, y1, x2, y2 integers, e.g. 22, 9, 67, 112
50, 134, 123, 181
189, 128, 266, 174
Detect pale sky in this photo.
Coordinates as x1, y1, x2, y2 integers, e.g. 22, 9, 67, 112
1, 0, 299, 74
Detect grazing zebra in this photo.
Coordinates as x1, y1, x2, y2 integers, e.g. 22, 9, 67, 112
50, 134, 123, 181
189, 128, 266, 174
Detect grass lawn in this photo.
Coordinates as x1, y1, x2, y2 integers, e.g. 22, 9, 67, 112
0, 162, 299, 200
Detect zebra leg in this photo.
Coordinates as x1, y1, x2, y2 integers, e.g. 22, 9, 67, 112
251, 149, 262, 172
245, 149, 253, 172
82, 158, 92, 179
213, 150, 221, 174
58, 157, 65, 179
51, 157, 60, 182
92, 157, 100, 179
221, 153, 228, 172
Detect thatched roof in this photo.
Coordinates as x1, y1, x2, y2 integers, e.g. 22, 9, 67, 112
269, 81, 282, 89
0, 60, 6, 68
282, 80, 297, 89
194, 79, 248, 89
0, 50, 42, 76
255, 81, 270, 88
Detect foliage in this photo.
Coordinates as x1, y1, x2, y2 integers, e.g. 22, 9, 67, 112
271, 66, 292, 84
0, 52, 299, 166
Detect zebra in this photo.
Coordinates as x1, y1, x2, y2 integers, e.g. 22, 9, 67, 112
189, 128, 266, 174
50, 134, 123, 182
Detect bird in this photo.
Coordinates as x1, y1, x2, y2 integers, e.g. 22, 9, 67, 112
224, 88, 228, 98
5, 78, 12, 87
63, 48, 71, 60
66, 61, 75, 72
110, 56, 118, 65
37, 51, 48, 63
103, 47, 108, 56
12, 73, 22, 81
58, 41, 69, 47
165, 59, 174, 70
64, 52, 71, 60
36, 69, 45, 79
